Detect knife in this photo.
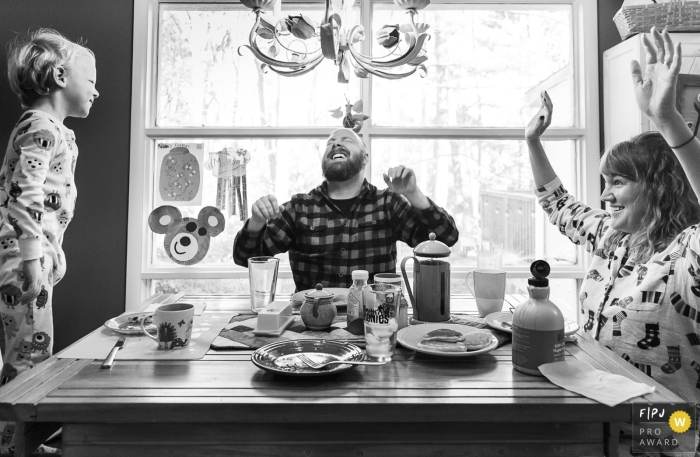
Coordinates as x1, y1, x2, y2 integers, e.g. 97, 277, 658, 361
101, 337, 126, 369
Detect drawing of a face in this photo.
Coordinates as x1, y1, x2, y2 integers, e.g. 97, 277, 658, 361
32, 129, 55, 150
148, 206, 225, 265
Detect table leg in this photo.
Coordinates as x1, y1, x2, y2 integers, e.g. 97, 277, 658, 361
13, 421, 61, 457
604, 422, 620, 457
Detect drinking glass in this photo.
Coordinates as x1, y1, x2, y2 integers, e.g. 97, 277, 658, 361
477, 242, 503, 269
248, 256, 279, 313
362, 284, 400, 362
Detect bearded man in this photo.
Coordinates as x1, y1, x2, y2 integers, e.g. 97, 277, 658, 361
232, 128, 459, 291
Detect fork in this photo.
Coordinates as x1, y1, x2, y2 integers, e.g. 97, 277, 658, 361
297, 353, 387, 369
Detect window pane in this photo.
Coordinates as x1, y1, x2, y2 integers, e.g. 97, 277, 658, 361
369, 139, 578, 267
157, 4, 361, 127
154, 278, 297, 296
371, 4, 573, 127
150, 138, 329, 266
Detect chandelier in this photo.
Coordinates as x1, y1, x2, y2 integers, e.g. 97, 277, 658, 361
238, 0, 430, 82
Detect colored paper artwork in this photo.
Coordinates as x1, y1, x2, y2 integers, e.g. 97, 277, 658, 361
148, 205, 225, 266
204, 148, 251, 221
155, 143, 204, 207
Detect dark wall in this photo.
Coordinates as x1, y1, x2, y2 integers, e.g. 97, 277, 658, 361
0, 1, 133, 352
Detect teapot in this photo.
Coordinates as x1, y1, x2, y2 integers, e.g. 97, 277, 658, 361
300, 284, 337, 330
400, 233, 451, 323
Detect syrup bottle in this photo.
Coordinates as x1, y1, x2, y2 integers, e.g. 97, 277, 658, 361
512, 260, 565, 376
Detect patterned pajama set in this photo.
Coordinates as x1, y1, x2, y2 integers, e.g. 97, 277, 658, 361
0, 110, 77, 387
537, 177, 700, 455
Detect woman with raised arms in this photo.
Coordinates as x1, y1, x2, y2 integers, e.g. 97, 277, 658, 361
525, 26, 700, 416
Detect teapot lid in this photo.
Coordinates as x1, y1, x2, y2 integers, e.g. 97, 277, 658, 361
304, 283, 334, 299
413, 233, 451, 258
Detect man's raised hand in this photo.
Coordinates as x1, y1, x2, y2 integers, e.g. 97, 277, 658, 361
249, 195, 281, 232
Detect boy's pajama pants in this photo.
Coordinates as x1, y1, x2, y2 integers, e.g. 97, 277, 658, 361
0, 248, 56, 451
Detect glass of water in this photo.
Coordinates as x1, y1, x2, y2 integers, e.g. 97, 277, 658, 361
362, 284, 400, 362
248, 256, 279, 313
476, 242, 503, 269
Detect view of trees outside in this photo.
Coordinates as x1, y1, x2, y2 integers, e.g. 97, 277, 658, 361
371, 4, 573, 127
157, 3, 361, 127
152, 2, 581, 312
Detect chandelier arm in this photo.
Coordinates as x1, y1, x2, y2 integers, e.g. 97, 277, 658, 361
274, 38, 323, 60
347, 26, 429, 68
349, 56, 424, 79
241, 11, 323, 68
265, 57, 326, 77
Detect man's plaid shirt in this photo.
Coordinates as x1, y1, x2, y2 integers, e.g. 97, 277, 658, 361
233, 179, 459, 291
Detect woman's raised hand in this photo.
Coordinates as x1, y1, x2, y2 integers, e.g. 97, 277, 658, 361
525, 91, 553, 142
630, 27, 682, 126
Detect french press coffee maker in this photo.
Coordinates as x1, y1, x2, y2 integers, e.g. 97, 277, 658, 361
400, 233, 451, 323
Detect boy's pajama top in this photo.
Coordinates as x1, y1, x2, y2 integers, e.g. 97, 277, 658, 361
0, 110, 77, 388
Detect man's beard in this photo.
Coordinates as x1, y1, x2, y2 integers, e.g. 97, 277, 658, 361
322, 151, 364, 181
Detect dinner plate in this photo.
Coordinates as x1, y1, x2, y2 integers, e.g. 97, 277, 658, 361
291, 288, 349, 308
251, 339, 364, 376
104, 312, 156, 335
484, 311, 580, 336
396, 324, 498, 357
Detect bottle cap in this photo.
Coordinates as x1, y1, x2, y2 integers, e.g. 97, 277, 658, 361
528, 260, 550, 287
352, 270, 369, 280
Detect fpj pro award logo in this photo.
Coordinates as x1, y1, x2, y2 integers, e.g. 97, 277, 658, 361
633, 403, 696, 455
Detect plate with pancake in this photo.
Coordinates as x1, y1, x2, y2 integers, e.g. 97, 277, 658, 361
484, 311, 579, 336
397, 324, 498, 357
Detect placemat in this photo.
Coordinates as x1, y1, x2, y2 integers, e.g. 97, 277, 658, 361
210, 313, 511, 350
211, 314, 363, 350
58, 313, 233, 360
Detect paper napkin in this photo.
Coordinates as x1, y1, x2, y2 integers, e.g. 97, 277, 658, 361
539, 359, 655, 407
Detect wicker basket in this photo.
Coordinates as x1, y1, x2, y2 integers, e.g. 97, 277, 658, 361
613, 1, 700, 40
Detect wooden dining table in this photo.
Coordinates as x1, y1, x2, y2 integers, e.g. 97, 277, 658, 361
0, 293, 684, 457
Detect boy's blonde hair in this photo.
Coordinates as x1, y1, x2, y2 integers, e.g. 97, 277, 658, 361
6, 28, 94, 109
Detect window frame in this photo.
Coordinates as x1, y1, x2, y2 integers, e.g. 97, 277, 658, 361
126, 0, 600, 310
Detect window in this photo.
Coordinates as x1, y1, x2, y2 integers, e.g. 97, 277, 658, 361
127, 0, 599, 315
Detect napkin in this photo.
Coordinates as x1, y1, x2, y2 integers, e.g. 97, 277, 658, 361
539, 359, 655, 407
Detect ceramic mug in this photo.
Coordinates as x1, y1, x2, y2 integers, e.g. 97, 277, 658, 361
140, 303, 195, 350
466, 269, 506, 317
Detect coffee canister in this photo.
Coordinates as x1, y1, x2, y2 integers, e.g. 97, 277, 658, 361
374, 273, 408, 329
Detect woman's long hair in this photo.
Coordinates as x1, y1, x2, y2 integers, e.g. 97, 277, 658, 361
601, 131, 700, 263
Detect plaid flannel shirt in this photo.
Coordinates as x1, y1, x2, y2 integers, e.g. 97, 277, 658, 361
233, 179, 459, 291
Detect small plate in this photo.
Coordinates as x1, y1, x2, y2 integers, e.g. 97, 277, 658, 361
396, 324, 498, 357
104, 312, 156, 335
484, 311, 579, 336
291, 288, 349, 308
251, 339, 364, 376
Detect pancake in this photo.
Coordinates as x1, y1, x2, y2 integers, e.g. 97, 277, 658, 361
421, 328, 466, 342
462, 331, 493, 350
418, 340, 467, 352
